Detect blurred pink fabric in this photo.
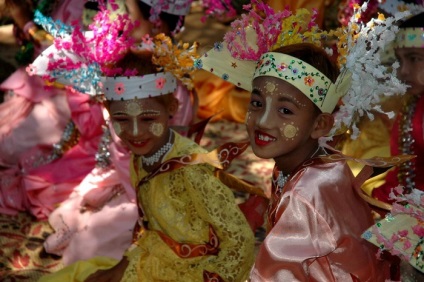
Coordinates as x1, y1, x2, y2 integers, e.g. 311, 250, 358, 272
44, 111, 138, 265
0, 83, 104, 219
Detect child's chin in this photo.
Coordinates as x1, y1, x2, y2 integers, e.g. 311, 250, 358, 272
251, 147, 275, 160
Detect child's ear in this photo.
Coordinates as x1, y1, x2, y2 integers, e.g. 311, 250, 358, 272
167, 96, 179, 117
311, 113, 334, 139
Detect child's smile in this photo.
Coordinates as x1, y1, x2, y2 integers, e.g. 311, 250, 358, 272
254, 130, 277, 146
246, 76, 325, 172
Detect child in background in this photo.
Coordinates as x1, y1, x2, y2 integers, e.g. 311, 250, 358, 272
124, 0, 197, 135
199, 2, 410, 280
33, 6, 255, 281
372, 12, 424, 203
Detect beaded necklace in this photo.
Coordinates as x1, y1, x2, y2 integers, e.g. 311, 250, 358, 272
397, 95, 419, 193
141, 130, 173, 167
273, 146, 323, 192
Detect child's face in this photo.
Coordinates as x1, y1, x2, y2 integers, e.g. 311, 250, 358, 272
246, 76, 320, 162
395, 47, 424, 96
108, 98, 171, 156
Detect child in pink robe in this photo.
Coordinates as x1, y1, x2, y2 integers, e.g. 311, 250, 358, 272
198, 2, 410, 280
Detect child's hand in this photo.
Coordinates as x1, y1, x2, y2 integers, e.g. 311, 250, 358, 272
84, 257, 129, 282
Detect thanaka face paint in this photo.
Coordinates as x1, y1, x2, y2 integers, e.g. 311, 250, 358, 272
149, 122, 164, 137
112, 121, 122, 136
280, 122, 299, 140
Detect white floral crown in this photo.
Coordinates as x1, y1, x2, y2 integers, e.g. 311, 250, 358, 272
197, 1, 409, 138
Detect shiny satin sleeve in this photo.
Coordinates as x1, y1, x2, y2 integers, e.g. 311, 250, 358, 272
250, 191, 337, 281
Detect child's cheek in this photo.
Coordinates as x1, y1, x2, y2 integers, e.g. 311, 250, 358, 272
280, 122, 299, 141
245, 111, 251, 125
418, 69, 424, 86
112, 121, 122, 136
149, 122, 164, 137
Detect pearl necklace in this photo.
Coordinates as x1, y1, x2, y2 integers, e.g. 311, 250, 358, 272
274, 171, 290, 192
142, 130, 173, 166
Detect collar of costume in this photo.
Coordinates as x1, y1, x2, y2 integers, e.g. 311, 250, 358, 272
103, 72, 177, 100
197, 0, 410, 138
395, 27, 424, 48
140, 0, 192, 16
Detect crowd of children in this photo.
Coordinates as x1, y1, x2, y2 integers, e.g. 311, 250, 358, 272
0, 0, 424, 281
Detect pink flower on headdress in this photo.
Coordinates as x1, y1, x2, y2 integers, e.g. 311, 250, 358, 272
142, 34, 153, 46
114, 82, 125, 95
277, 63, 288, 72
26, 64, 37, 76
304, 76, 315, 86
156, 77, 166, 89
412, 224, 424, 237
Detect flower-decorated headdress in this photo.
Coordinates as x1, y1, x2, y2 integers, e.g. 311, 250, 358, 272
379, 0, 424, 17
27, 2, 199, 101
197, 0, 409, 138
362, 186, 424, 273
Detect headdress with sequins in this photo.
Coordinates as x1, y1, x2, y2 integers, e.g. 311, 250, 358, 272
362, 186, 424, 274
27, 2, 199, 101
197, 0, 410, 139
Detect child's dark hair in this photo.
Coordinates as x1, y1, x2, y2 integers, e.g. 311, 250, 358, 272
273, 43, 340, 83
399, 12, 424, 28
113, 49, 158, 76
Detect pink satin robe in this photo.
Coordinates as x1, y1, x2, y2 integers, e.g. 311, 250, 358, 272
250, 159, 389, 281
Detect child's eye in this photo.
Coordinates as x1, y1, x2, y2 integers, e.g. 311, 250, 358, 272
112, 117, 129, 123
410, 56, 423, 63
279, 108, 293, 115
250, 100, 262, 108
140, 116, 157, 122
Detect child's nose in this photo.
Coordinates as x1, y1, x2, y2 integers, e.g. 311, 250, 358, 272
257, 109, 273, 128
130, 118, 143, 136
398, 62, 410, 80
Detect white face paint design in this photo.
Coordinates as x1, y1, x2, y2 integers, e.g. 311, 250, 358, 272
265, 81, 277, 94
280, 122, 299, 140
258, 96, 273, 126
245, 111, 251, 125
112, 121, 122, 136
125, 100, 144, 116
149, 122, 164, 137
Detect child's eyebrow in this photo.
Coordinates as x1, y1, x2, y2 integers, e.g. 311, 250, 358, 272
251, 88, 261, 96
406, 52, 424, 57
277, 94, 304, 109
